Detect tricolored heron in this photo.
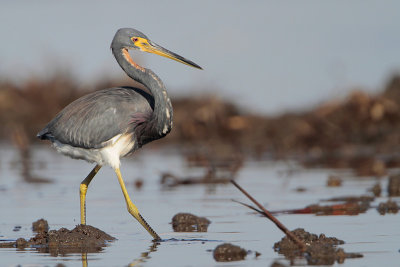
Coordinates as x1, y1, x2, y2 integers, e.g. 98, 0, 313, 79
37, 28, 202, 240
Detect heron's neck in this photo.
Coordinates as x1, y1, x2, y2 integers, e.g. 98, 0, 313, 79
112, 48, 173, 136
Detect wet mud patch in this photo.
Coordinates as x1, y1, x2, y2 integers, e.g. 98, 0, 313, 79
270, 261, 288, 267
171, 213, 211, 232
32, 218, 49, 232
211, 243, 261, 262
369, 183, 382, 197
377, 199, 399, 215
274, 228, 362, 265
388, 174, 400, 196
0, 220, 115, 256
326, 175, 342, 187
213, 243, 247, 262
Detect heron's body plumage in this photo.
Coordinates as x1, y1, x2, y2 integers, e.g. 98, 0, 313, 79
37, 87, 159, 168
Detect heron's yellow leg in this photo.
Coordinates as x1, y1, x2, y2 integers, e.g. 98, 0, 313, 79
115, 168, 161, 241
81, 253, 88, 267
80, 165, 102, 225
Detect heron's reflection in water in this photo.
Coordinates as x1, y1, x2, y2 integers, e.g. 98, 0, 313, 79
77, 241, 159, 267
128, 242, 160, 267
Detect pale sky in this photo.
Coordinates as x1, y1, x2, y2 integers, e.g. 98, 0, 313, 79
1, 1, 400, 114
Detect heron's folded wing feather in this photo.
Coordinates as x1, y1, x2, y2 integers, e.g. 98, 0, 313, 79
38, 87, 153, 149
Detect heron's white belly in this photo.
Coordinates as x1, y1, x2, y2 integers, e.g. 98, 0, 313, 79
53, 134, 135, 170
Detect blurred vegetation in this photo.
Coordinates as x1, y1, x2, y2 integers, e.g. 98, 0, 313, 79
2, 73, 400, 174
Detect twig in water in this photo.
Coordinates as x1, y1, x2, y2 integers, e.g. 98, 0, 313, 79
231, 199, 266, 216
230, 180, 307, 252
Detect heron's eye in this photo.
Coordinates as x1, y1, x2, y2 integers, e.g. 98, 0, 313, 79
132, 37, 138, 42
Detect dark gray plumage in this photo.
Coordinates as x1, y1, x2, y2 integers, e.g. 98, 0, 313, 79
38, 87, 154, 150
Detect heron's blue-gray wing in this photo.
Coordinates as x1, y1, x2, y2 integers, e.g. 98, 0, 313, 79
38, 87, 153, 149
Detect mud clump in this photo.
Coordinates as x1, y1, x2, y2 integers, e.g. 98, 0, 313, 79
388, 174, 400, 196
213, 243, 247, 262
172, 213, 211, 232
134, 178, 144, 189
274, 228, 362, 265
0, 222, 115, 256
15, 238, 28, 247
370, 183, 382, 197
326, 176, 342, 187
45, 225, 115, 251
32, 218, 49, 232
377, 200, 399, 215
270, 261, 288, 267
274, 228, 344, 252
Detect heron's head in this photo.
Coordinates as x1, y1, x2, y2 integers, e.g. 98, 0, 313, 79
112, 28, 202, 69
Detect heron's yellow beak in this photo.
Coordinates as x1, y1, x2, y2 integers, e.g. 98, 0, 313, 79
131, 37, 202, 69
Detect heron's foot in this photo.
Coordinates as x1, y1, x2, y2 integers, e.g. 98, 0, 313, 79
127, 205, 161, 241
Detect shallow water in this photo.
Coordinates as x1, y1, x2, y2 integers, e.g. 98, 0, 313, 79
0, 144, 399, 266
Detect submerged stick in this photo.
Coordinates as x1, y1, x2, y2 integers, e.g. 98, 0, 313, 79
231, 199, 266, 215
230, 180, 307, 252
